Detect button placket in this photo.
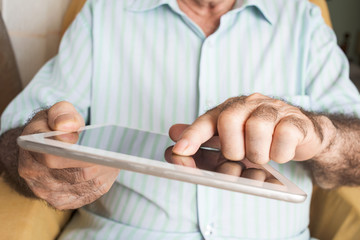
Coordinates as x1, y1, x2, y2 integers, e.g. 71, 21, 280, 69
204, 222, 215, 236
198, 37, 218, 115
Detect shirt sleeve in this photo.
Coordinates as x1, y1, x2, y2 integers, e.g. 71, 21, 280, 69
0, 1, 94, 134
304, 4, 360, 116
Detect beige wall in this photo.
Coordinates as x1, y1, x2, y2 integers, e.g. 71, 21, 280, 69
2, 0, 71, 87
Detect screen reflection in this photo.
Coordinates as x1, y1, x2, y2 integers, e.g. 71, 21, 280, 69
165, 146, 282, 185
47, 125, 282, 185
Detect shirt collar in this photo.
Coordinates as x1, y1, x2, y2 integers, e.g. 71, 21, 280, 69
241, 0, 275, 24
126, 0, 172, 12
126, 0, 274, 24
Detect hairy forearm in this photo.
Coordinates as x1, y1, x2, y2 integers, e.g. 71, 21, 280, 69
0, 127, 36, 198
306, 113, 360, 189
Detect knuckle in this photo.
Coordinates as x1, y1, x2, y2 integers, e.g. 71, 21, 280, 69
251, 104, 278, 122
48, 101, 79, 123
223, 97, 237, 105
218, 110, 239, 126
221, 97, 245, 111
272, 99, 285, 106
247, 93, 264, 101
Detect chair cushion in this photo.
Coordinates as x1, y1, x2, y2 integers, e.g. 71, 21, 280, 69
0, 175, 72, 240
310, 186, 360, 239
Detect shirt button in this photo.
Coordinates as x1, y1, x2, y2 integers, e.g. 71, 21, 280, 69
205, 39, 214, 48
204, 222, 214, 236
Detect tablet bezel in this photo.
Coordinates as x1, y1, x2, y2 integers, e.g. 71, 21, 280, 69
17, 124, 307, 203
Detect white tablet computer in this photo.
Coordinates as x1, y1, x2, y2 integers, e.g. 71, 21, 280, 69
17, 124, 307, 203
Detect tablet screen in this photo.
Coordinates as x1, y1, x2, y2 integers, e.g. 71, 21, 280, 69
47, 125, 282, 185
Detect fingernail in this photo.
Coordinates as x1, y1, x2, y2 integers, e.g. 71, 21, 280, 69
173, 139, 189, 155
54, 114, 77, 130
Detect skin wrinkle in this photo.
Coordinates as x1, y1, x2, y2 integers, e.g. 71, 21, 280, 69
220, 96, 246, 112
0, 102, 120, 210
305, 113, 360, 188
301, 109, 324, 142
175, 93, 360, 188
251, 105, 279, 122
281, 116, 308, 139
215, 96, 312, 139
1, 99, 360, 206
49, 168, 83, 184
1, 91, 359, 208
0, 127, 36, 198
0, 1, 360, 212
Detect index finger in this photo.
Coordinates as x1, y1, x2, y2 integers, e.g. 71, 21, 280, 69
172, 107, 221, 156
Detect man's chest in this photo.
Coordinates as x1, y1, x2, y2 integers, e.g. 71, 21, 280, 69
89, 4, 309, 132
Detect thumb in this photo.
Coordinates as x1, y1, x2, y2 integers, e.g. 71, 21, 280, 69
47, 101, 85, 132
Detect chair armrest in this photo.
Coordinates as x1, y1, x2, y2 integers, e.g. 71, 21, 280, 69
310, 185, 360, 240
309, 0, 333, 28
60, 0, 87, 37
0, 174, 73, 240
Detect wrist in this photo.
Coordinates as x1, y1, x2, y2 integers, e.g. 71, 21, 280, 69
312, 115, 337, 163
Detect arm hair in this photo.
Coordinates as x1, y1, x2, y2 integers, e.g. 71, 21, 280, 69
0, 127, 36, 198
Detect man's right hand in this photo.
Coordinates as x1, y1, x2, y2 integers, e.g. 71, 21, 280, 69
18, 101, 120, 210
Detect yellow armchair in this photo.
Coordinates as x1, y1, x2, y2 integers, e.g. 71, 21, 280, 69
1, 0, 359, 239
0, 175, 72, 240
310, 186, 360, 239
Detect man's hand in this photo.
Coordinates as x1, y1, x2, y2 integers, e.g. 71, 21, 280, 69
18, 101, 120, 210
170, 93, 336, 165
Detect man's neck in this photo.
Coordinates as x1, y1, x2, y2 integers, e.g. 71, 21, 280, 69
177, 0, 236, 37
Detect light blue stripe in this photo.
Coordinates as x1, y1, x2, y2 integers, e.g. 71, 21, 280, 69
2, 1, 359, 240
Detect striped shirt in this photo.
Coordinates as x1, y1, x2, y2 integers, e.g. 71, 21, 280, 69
2, 0, 360, 239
